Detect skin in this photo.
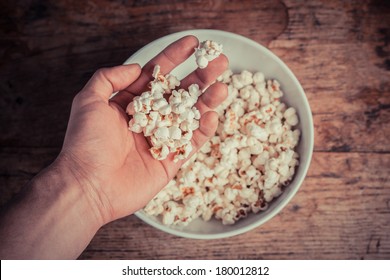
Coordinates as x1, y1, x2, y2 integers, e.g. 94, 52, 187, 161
0, 35, 228, 259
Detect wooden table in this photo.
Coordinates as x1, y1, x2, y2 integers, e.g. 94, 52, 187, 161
1, 0, 389, 259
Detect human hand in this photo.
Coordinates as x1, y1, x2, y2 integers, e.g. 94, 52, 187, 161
58, 36, 228, 226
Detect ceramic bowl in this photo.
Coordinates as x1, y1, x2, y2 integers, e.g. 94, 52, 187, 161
124, 29, 314, 239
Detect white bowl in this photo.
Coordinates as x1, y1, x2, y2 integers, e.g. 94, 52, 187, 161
124, 29, 314, 239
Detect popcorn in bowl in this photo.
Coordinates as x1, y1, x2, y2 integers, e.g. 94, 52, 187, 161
123, 30, 314, 239
144, 67, 300, 226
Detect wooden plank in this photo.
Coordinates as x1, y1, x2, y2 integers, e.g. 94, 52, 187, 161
0, 0, 390, 261
267, 0, 390, 152
0, 147, 59, 205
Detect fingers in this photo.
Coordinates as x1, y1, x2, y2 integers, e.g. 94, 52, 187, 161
180, 54, 229, 90
111, 35, 199, 110
189, 82, 227, 156
163, 111, 219, 173
168, 82, 227, 167
191, 111, 219, 152
110, 89, 136, 111
111, 36, 228, 111
126, 35, 199, 94
82, 64, 141, 101
196, 82, 228, 115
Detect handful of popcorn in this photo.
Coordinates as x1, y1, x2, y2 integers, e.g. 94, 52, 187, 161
126, 65, 202, 162
126, 40, 223, 162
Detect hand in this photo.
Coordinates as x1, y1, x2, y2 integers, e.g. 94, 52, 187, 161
0, 36, 228, 259
59, 35, 228, 225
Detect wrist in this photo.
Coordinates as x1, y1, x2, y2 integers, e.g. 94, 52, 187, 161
0, 156, 105, 259
45, 153, 109, 229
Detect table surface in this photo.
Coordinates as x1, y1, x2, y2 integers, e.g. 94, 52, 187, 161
0, 0, 389, 260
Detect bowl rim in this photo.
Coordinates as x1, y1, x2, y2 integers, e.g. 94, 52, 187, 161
126, 29, 314, 239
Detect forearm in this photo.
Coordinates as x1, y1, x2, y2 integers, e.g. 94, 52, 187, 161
0, 159, 102, 259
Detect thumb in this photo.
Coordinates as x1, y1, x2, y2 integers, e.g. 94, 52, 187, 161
82, 64, 141, 101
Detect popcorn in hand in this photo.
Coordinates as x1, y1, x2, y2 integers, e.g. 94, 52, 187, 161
195, 40, 223, 69
126, 65, 201, 163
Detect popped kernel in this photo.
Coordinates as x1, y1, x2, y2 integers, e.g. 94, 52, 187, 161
195, 40, 223, 69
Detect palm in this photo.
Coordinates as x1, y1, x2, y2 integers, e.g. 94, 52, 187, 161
63, 98, 171, 217
102, 104, 173, 214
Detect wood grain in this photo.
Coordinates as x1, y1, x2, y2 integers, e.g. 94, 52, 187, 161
268, 0, 390, 152
0, 0, 389, 259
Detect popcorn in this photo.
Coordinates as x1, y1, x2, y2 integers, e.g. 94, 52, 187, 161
162, 211, 175, 225
166, 74, 180, 90
150, 145, 169, 160
217, 69, 233, 83
126, 100, 138, 115
126, 64, 203, 163
230, 99, 246, 117
158, 104, 172, 115
286, 113, 299, 126
169, 126, 182, 140
246, 123, 268, 142
129, 123, 142, 133
144, 69, 300, 226
173, 143, 193, 162
253, 72, 265, 84
232, 70, 253, 89
195, 40, 223, 69
152, 98, 168, 111
247, 136, 263, 155
154, 126, 169, 140
133, 112, 148, 127
278, 164, 290, 177
224, 109, 240, 135
251, 199, 268, 214
188, 84, 202, 99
